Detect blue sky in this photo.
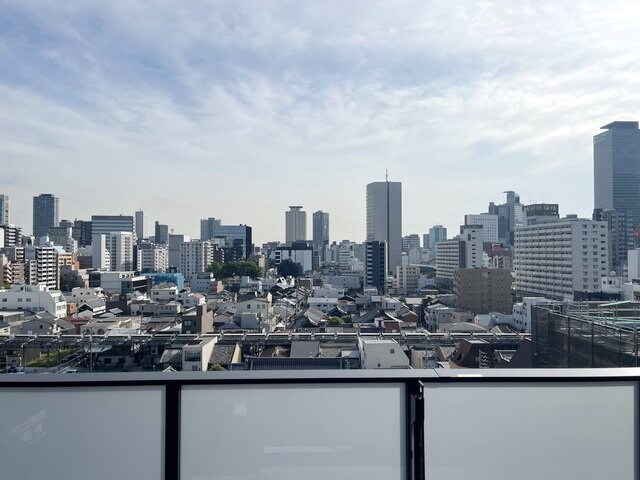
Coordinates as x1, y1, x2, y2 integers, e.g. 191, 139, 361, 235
1, 1, 640, 243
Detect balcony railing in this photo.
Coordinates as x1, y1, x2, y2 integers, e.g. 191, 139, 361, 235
1, 369, 638, 480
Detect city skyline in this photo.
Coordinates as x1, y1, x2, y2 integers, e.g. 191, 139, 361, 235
2, 2, 640, 242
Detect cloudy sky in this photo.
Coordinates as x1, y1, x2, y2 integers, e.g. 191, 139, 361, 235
1, 1, 640, 244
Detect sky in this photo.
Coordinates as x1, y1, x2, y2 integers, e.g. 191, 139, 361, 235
1, 1, 640, 244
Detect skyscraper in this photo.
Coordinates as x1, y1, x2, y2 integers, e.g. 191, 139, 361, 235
594, 121, 640, 229
312, 211, 330, 252
91, 215, 135, 237
428, 225, 447, 250
487, 191, 523, 246
135, 210, 144, 241
155, 221, 169, 244
33, 194, 59, 239
285, 206, 307, 244
0, 194, 8, 225
200, 217, 253, 260
365, 240, 387, 294
366, 180, 402, 273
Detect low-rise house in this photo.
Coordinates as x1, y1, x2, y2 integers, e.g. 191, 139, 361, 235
0, 284, 67, 318
358, 338, 410, 369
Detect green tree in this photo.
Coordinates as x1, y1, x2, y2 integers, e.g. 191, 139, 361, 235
215, 261, 262, 279
206, 262, 222, 278
277, 259, 303, 277
327, 316, 345, 326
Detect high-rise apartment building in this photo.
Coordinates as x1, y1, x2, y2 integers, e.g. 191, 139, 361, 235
33, 194, 59, 239
91, 232, 133, 271
137, 242, 169, 272
594, 121, 640, 226
285, 206, 307, 244
312, 211, 330, 252
366, 180, 402, 273
435, 225, 483, 287
135, 210, 144, 240
0, 224, 22, 248
464, 214, 499, 243
365, 240, 387, 294
513, 218, 609, 300
169, 234, 190, 271
24, 245, 58, 290
0, 194, 8, 225
180, 240, 221, 278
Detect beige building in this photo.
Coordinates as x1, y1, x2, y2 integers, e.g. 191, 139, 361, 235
453, 268, 513, 314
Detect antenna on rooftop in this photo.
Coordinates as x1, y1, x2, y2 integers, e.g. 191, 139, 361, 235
385, 169, 389, 182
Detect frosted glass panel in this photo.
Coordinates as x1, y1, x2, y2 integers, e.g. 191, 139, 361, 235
181, 384, 405, 480
425, 382, 636, 480
0, 387, 164, 480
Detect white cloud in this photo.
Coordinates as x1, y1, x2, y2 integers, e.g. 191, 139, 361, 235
1, 0, 640, 240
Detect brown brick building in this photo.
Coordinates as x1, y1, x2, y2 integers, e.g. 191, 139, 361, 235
453, 268, 513, 314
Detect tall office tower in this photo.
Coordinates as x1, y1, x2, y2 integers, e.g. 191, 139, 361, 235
312, 211, 330, 256
200, 217, 222, 241
285, 206, 307, 244
365, 240, 387, 294
72, 219, 93, 247
200, 217, 253, 261
514, 218, 609, 300
155, 221, 169, 244
366, 180, 402, 273
435, 225, 483, 286
488, 191, 524, 246
33, 194, 59, 239
0, 194, 9, 225
428, 225, 447, 250
464, 213, 499, 243
594, 121, 640, 226
91, 215, 135, 237
594, 121, 640, 272
135, 210, 144, 241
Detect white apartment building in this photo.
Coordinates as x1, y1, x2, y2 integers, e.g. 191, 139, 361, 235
24, 245, 58, 290
269, 245, 314, 273
180, 240, 215, 278
464, 214, 499, 243
513, 218, 609, 300
137, 244, 169, 272
394, 258, 421, 295
92, 232, 132, 271
512, 297, 549, 332
0, 283, 67, 318
435, 226, 483, 281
